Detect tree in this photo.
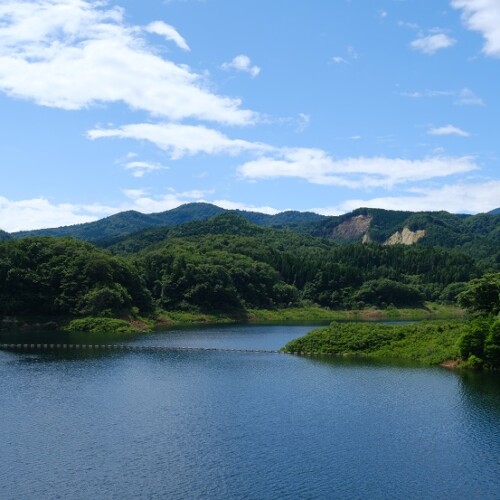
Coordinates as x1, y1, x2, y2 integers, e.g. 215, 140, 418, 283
457, 273, 500, 316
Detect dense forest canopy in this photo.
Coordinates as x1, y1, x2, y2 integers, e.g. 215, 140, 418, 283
4, 204, 499, 270
0, 237, 152, 318
0, 212, 491, 319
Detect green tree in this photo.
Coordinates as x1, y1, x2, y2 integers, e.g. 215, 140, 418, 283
457, 273, 500, 315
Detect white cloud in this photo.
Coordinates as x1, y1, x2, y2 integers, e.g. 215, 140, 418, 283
211, 200, 280, 215
0, 196, 101, 232
332, 56, 347, 64
455, 87, 484, 106
296, 113, 311, 132
314, 181, 500, 215
0, 0, 255, 125
0, 190, 282, 232
411, 33, 456, 54
428, 124, 470, 137
124, 161, 167, 177
122, 189, 149, 199
221, 55, 260, 77
238, 149, 478, 189
145, 21, 190, 51
400, 87, 484, 106
452, 0, 500, 57
88, 122, 273, 159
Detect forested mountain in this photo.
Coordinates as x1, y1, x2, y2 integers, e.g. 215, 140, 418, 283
488, 208, 500, 215
12, 203, 226, 243
0, 213, 488, 319
7, 204, 500, 264
11, 203, 326, 244
0, 230, 10, 241
108, 213, 483, 311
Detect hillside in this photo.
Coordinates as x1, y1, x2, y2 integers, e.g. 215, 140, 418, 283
0, 213, 491, 322
10, 203, 326, 244
105, 213, 482, 311
5, 203, 500, 268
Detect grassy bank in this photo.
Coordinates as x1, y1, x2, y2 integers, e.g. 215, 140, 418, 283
247, 303, 462, 323
0, 303, 463, 334
282, 320, 465, 366
64, 303, 465, 331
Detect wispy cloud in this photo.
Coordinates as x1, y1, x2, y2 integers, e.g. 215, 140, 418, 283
452, 0, 500, 57
211, 200, 279, 215
455, 87, 484, 106
0, 0, 255, 125
122, 189, 149, 199
0, 196, 102, 232
0, 190, 281, 232
124, 161, 167, 178
332, 56, 348, 64
411, 33, 456, 54
145, 21, 190, 51
238, 149, 478, 189
313, 181, 500, 215
331, 46, 359, 65
427, 124, 470, 137
400, 87, 484, 106
88, 122, 273, 159
221, 55, 260, 77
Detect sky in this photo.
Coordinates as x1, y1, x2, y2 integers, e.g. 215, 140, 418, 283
0, 0, 499, 231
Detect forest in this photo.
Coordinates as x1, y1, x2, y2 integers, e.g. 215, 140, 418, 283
0, 212, 491, 319
2, 209, 500, 369
284, 272, 500, 370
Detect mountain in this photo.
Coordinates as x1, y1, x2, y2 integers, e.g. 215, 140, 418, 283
8, 203, 500, 267
11, 203, 326, 244
12, 203, 226, 243
488, 208, 500, 215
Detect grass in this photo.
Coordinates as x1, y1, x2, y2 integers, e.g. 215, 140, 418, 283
246, 303, 463, 323
282, 320, 465, 365
64, 317, 143, 334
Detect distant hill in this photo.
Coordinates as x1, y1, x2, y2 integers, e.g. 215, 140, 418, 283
12, 203, 326, 244
488, 208, 500, 215
104, 212, 325, 254
0, 229, 10, 241
7, 202, 500, 267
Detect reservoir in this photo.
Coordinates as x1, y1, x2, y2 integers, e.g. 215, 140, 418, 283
1, 323, 500, 499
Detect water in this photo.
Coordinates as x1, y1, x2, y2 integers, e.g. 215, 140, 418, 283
1, 324, 500, 499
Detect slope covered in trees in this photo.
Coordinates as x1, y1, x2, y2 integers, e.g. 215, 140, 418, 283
112, 213, 483, 312
283, 272, 500, 370
0, 237, 152, 319
7, 204, 500, 269
11, 203, 326, 244
0, 212, 495, 324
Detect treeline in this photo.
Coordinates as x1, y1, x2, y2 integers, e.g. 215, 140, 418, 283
283, 271, 500, 370
457, 273, 500, 369
0, 238, 153, 319
117, 213, 482, 312
0, 213, 491, 319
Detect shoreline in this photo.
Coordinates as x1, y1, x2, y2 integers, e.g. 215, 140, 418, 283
0, 303, 464, 334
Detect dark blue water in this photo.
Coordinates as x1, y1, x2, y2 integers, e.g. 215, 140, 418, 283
1, 324, 500, 499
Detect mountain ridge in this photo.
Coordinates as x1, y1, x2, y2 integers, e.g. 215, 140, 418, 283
3, 203, 500, 264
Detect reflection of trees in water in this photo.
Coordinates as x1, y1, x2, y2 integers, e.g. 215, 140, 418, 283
459, 370, 500, 408
457, 370, 500, 455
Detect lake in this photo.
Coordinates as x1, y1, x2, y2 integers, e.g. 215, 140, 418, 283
1, 323, 500, 499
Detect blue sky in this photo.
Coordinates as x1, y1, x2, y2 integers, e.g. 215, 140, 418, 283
0, 0, 499, 231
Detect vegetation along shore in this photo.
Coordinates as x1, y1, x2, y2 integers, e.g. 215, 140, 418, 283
0, 204, 499, 369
